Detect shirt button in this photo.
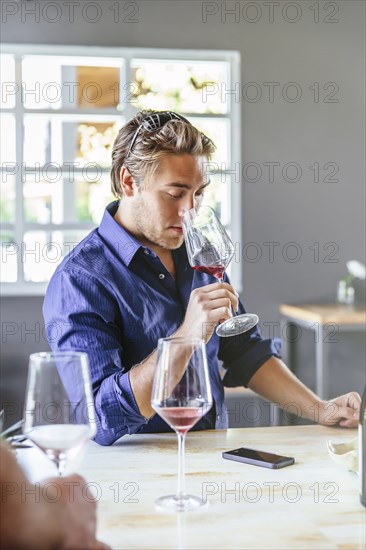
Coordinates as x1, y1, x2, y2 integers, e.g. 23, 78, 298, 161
159, 273, 165, 280
144, 249, 150, 255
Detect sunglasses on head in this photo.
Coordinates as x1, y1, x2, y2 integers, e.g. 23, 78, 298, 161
125, 111, 191, 159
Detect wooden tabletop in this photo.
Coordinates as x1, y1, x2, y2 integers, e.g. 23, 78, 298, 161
280, 303, 366, 325
17, 425, 365, 549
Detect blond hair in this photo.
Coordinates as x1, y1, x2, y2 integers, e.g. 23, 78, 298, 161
110, 110, 216, 198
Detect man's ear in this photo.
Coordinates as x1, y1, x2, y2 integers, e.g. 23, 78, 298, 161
119, 166, 136, 197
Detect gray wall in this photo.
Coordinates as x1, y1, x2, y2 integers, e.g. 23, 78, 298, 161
1, 0, 365, 427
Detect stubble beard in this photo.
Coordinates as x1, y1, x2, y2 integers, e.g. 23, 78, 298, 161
132, 195, 183, 251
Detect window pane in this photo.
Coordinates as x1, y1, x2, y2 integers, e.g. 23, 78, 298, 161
132, 60, 229, 114
23, 115, 50, 165
0, 175, 16, 223
76, 175, 114, 224
23, 176, 53, 224
75, 121, 120, 166
1, 232, 17, 283
23, 173, 113, 225
189, 117, 229, 166
0, 55, 16, 109
76, 66, 120, 109
22, 56, 122, 110
2, 48, 237, 292
24, 115, 121, 167
202, 173, 231, 225
23, 230, 89, 282
0, 114, 16, 164
22, 56, 61, 110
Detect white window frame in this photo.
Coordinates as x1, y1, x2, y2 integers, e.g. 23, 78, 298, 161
0, 44, 241, 296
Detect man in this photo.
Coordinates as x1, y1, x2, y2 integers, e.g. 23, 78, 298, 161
43, 110, 360, 445
0, 443, 109, 549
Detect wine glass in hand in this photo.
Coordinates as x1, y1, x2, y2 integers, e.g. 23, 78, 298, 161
182, 205, 259, 337
151, 337, 212, 512
23, 352, 96, 476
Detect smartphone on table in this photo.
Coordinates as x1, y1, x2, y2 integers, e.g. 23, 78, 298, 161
222, 447, 295, 469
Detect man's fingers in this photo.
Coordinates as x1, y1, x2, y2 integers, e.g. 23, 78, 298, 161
332, 392, 361, 412
208, 297, 233, 313
347, 391, 361, 411
339, 418, 358, 428
340, 406, 356, 418
203, 289, 238, 311
337, 406, 359, 428
203, 281, 236, 293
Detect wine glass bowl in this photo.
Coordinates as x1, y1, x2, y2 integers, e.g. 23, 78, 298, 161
182, 205, 259, 337
23, 352, 96, 476
151, 337, 212, 511
182, 205, 234, 280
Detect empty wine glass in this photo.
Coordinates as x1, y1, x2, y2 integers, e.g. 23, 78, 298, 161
182, 205, 259, 337
151, 337, 212, 512
23, 352, 96, 476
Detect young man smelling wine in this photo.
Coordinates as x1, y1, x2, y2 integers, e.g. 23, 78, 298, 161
43, 110, 361, 445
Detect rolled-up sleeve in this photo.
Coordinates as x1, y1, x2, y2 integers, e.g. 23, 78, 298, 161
218, 301, 282, 388
43, 268, 147, 445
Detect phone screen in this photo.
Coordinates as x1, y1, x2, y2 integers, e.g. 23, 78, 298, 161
222, 447, 295, 469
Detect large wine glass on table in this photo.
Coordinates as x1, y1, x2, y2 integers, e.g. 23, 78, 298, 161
182, 205, 259, 337
23, 352, 96, 476
151, 337, 212, 512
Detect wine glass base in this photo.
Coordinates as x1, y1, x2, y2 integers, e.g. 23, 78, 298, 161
154, 494, 208, 513
216, 313, 259, 337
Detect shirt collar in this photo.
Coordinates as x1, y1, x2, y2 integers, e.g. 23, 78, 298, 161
98, 201, 145, 266
98, 201, 188, 269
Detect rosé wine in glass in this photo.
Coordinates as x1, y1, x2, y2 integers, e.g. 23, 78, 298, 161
151, 338, 212, 512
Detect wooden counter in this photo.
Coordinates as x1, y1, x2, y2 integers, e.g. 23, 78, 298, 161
18, 425, 365, 549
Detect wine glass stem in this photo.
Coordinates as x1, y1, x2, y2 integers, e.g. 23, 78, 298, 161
176, 432, 186, 501
217, 275, 236, 321
54, 456, 66, 476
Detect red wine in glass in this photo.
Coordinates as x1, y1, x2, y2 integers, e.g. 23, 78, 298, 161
191, 239, 227, 281
193, 264, 226, 280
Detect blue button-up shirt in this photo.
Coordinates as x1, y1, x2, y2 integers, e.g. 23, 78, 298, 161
43, 201, 281, 445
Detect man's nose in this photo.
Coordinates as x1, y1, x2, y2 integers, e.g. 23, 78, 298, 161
178, 196, 195, 217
